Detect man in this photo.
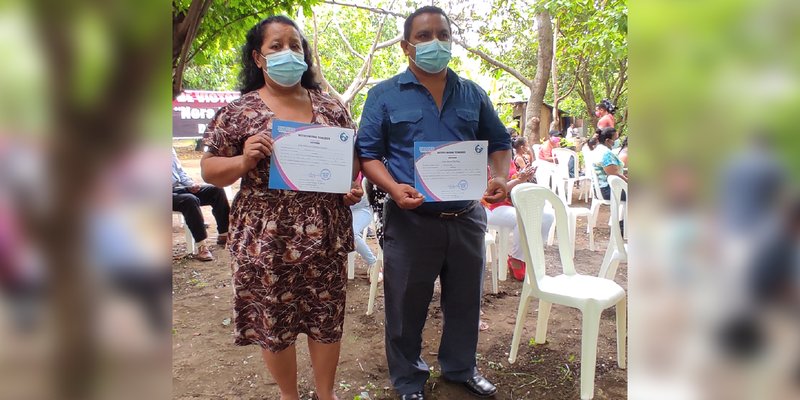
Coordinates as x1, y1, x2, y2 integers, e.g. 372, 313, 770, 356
567, 123, 579, 138
356, 6, 511, 399
172, 147, 229, 261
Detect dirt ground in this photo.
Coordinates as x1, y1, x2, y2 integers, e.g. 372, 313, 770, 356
172, 148, 627, 400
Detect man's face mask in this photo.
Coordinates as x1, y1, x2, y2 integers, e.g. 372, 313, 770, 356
409, 39, 452, 74
261, 49, 308, 87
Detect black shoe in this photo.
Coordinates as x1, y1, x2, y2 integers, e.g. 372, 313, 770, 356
462, 374, 497, 397
400, 391, 425, 400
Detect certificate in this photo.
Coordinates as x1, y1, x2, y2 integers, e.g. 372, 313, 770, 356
414, 140, 488, 202
268, 119, 354, 194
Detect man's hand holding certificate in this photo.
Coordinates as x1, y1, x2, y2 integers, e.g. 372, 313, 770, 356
268, 119, 354, 194
414, 140, 488, 202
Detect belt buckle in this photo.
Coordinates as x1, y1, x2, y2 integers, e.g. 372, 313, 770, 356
439, 211, 458, 219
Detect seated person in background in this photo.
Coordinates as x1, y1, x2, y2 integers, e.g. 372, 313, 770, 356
593, 127, 627, 201
538, 131, 561, 163
351, 175, 380, 282
172, 147, 229, 261
512, 136, 533, 172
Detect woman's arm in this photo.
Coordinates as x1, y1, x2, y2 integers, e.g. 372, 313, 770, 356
200, 134, 273, 187
603, 164, 628, 182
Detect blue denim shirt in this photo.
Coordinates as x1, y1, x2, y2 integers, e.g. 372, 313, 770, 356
356, 68, 511, 212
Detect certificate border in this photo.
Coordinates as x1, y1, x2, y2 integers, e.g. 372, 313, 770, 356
414, 141, 487, 202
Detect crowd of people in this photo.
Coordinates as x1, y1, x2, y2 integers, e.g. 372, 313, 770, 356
168, 6, 628, 400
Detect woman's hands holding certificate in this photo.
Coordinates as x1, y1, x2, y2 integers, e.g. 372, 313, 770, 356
242, 134, 274, 171
343, 179, 364, 206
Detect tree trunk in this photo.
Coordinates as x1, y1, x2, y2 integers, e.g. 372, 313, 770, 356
551, 17, 560, 131
577, 61, 598, 131
524, 11, 553, 144
173, 0, 213, 99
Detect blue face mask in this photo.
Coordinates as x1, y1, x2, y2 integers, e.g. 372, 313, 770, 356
409, 39, 451, 74
261, 49, 308, 87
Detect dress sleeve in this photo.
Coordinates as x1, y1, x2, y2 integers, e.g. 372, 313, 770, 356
330, 96, 357, 130
202, 105, 241, 157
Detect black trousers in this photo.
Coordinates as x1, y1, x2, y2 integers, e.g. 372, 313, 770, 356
172, 185, 230, 243
383, 200, 486, 395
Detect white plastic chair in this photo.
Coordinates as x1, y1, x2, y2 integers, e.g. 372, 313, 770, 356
173, 212, 196, 254
598, 176, 628, 282
487, 225, 511, 282
357, 177, 385, 315
531, 144, 542, 161
507, 183, 627, 400
484, 230, 499, 294
549, 191, 594, 257
586, 165, 612, 240
536, 160, 594, 254
552, 148, 591, 205
366, 250, 384, 315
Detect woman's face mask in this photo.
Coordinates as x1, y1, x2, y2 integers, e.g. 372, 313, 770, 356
261, 49, 308, 87
409, 39, 452, 74
595, 110, 603, 117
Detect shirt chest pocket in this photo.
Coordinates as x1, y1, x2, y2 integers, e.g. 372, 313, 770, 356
388, 109, 423, 143
455, 108, 479, 138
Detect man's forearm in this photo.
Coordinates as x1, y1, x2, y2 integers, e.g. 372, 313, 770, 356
488, 150, 511, 181
360, 158, 398, 194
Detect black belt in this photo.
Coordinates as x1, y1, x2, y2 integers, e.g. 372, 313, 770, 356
407, 201, 479, 219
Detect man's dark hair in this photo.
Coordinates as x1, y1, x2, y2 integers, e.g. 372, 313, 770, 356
403, 6, 451, 41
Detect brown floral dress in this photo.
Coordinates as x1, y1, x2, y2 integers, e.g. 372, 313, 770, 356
203, 89, 355, 352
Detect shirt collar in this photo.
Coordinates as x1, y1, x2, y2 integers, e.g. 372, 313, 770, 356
398, 67, 458, 87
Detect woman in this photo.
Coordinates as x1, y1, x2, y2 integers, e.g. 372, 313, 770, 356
617, 136, 628, 166
538, 131, 561, 163
200, 16, 362, 400
485, 161, 555, 281
512, 136, 532, 171
596, 99, 616, 129
593, 127, 628, 201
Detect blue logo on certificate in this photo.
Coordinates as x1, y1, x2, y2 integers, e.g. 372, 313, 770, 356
320, 169, 331, 180
339, 132, 349, 142
474, 144, 484, 154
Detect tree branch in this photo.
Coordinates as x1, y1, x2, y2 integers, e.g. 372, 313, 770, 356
185, 7, 262, 64
312, 11, 342, 100
341, 5, 393, 104
556, 73, 577, 102
173, 0, 213, 97
324, 0, 407, 19
612, 58, 627, 104
453, 38, 533, 88
333, 19, 365, 61
376, 34, 402, 49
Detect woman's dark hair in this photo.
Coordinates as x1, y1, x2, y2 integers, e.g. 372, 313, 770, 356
404, 5, 451, 41
587, 136, 598, 151
596, 99, 616, 114
596, 127, 617, 146
512, 136, 528, 151
240, 16, 320, 94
